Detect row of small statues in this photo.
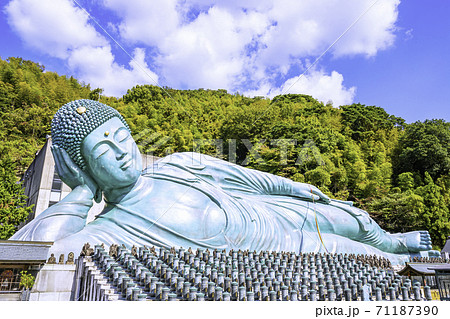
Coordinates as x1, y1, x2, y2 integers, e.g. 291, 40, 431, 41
79, 243, 151, 259
353, 254, 392, 270
410, 256, 450, 264
55, 242, 449, 268
77, 242, 395, 271
47, 252, 75, 265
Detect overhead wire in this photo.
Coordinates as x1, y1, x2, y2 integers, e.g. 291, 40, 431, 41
310, 185, 329, 253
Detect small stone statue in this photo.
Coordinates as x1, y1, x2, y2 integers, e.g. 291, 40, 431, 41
59, 254, 64, 264
66, 252, 75, 264
48, 253, 56, 264
109, 244, 118, 258
131, 245, 138, 257
80, 242, 94, 257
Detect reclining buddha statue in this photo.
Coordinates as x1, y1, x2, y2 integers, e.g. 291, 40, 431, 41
11, 100, 437, 264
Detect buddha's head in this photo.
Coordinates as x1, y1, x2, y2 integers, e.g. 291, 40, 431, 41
51, 99, 143, 190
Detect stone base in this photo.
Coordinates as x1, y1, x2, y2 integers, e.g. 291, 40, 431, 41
29, 291, 72, 301
29, 263, 76, 301
0, 293, 21, 301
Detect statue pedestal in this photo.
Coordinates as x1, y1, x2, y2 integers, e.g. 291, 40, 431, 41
29, 263, 76, 301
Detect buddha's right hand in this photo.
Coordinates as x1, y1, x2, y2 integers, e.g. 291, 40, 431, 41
291, 182, 331, 203
51, 145, 99, 201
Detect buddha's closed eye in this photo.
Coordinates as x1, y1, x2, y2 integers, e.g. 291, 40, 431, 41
93, 144, 110, 159
115, 128, 130, 143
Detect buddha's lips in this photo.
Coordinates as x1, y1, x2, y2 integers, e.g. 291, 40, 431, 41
120, 158, 132, 170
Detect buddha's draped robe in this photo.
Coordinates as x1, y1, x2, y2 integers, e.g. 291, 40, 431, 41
11, 153, 410, 264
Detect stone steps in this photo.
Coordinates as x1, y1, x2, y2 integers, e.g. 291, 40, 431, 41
75, 245, 435, 301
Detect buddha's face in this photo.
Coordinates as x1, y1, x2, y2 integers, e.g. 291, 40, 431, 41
81, 117, 142, 189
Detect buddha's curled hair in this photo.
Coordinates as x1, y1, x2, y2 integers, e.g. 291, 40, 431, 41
51, 99, 130, 170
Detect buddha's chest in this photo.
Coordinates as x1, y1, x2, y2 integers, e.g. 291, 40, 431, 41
123, 180, 227, 240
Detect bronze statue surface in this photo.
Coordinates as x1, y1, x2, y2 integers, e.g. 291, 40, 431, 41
11, 100, 437, 264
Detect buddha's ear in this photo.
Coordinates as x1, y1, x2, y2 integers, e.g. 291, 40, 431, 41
94, 188, 102, 203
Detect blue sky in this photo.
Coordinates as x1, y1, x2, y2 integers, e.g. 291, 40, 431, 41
1, 0, 449, 123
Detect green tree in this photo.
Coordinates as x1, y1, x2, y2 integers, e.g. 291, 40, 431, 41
19, 270, 35, 289
368, 190, 426, 234
398, 172, 415, 192
394, 119, 450, 180
0, 149, 32, 239
340, 103, 404, 142
414, 172, 450, 247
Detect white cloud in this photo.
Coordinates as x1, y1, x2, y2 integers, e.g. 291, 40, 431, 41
102, 0, 399, 95
255, 0, 400, 71
156, 6, 271, 89
328, 0, 400, 57
268, 70, 356, 107
68, 46, 158, 97
404, 28, 413, 41
5, 0, 106, 59
6, 0, 400, 100
101, 1, 273, 90
103, 0, 180, 46
5, 0, 158, 96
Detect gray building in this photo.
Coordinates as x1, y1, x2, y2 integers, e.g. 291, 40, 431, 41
442, 236, 450, 260
21, 137, 157, 226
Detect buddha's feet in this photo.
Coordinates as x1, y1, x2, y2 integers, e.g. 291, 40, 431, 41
392, 230, 432, 253
428, 250, 441, 257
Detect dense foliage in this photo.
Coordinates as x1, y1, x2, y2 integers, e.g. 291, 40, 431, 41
0, 57, 449, 248
0, 147, 32, 239
19, 270, 35, 289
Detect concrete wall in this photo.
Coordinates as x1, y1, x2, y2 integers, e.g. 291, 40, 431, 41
21, 141, 47, 221
0, 293, 21, 301
29, 264, 76, 301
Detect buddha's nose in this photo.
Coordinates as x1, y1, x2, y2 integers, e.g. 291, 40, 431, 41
115, 145, 128, 160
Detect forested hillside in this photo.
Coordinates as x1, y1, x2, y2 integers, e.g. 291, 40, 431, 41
1, 57, 449, 247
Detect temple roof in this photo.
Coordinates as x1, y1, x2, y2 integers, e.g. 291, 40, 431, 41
397, 262, 449, 276
427, 264, 450, 272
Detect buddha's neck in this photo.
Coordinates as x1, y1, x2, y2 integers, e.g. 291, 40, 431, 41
102, 176, 145, 204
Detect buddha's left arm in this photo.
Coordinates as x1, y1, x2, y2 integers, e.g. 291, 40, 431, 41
163, 152, 331, 203
193, 153, 331, 203
241, 166, 331, 203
